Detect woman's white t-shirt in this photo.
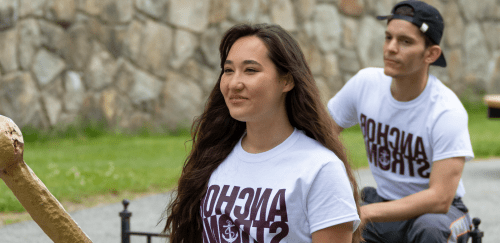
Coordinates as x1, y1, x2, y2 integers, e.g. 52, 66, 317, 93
201, 128, 360, 243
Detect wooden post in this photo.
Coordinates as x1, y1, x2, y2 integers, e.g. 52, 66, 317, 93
0, 115, 92, 243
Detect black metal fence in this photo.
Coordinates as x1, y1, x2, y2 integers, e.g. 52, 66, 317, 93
119, 199, 169, 243
119, 199, 484, 243
470, 217, 484, 243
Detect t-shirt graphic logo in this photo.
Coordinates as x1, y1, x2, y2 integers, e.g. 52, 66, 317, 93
222, 219, 239, 243
378, 148, 391, 170
359, 113, 431, 178
217, 213, 243, 243
202, 185, 289, 242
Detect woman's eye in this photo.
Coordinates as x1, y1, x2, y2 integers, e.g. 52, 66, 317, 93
224, 68, 233, 73
246, 68, 257, 73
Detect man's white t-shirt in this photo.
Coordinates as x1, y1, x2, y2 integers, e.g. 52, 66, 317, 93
328, 68, 474, 200
201, 128, 360, 243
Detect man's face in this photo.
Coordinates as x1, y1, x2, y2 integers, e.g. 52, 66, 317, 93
383, 19, 429, 78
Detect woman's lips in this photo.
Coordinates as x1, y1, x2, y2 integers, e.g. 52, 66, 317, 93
228, 95, 248, 104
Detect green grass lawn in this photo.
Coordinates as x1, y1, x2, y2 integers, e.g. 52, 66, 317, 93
0, 134, 191, 212
340, 125, 369, 169
468, 108, 500, 158
0, 106, 498, 213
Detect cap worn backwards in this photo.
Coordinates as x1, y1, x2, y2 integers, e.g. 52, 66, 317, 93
377, 0, 446, 67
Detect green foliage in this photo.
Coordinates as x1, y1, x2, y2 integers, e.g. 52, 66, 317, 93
21, 125, 50, 144
21, 120, 192, 143
21, 121, 110, 144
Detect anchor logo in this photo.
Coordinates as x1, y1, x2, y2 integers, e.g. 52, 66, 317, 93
222, 220, 239, 243
378, 149, 391, 170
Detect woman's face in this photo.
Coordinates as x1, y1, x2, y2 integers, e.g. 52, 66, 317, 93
220, 35, 293, 124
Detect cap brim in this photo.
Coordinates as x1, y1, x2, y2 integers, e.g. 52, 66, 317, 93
376, 15, 391, 20
432, 53, 446, 67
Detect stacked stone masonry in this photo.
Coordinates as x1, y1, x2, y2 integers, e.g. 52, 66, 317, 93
0, 0, 498, 131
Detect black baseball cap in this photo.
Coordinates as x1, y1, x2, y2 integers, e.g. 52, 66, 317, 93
377, 0, 446, 67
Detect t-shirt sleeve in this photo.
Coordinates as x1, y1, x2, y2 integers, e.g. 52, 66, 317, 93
306, 160, 360, 234
431, 109, 474, 162
327, 72, 362, 128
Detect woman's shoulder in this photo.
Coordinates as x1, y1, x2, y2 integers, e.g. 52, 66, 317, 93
291, 131, 342, 164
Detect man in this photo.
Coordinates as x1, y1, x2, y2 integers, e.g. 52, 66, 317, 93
327, 1, 474, 242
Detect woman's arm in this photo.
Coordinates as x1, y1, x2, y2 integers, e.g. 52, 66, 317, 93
312, 222, 354, 243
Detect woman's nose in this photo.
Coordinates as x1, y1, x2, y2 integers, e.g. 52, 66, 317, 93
228, 72, 244, 91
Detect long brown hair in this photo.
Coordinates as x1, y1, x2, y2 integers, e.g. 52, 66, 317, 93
164, 23, 362, 243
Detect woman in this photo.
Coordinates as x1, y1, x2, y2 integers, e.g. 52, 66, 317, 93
164, 23, 362, 243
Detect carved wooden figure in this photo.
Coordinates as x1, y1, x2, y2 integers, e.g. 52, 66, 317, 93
0, 115, 92, 243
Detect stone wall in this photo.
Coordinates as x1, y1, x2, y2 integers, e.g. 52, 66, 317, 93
0, 0, 498, 131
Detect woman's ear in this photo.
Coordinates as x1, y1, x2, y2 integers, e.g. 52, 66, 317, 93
425, 45, 442, 64
282, 73, 295, 92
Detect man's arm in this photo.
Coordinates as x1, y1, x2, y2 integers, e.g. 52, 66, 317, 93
360, 156, 465, 223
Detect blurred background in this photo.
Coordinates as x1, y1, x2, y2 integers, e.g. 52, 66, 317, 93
0, 0, 498, 133
0, 0, 499, 235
